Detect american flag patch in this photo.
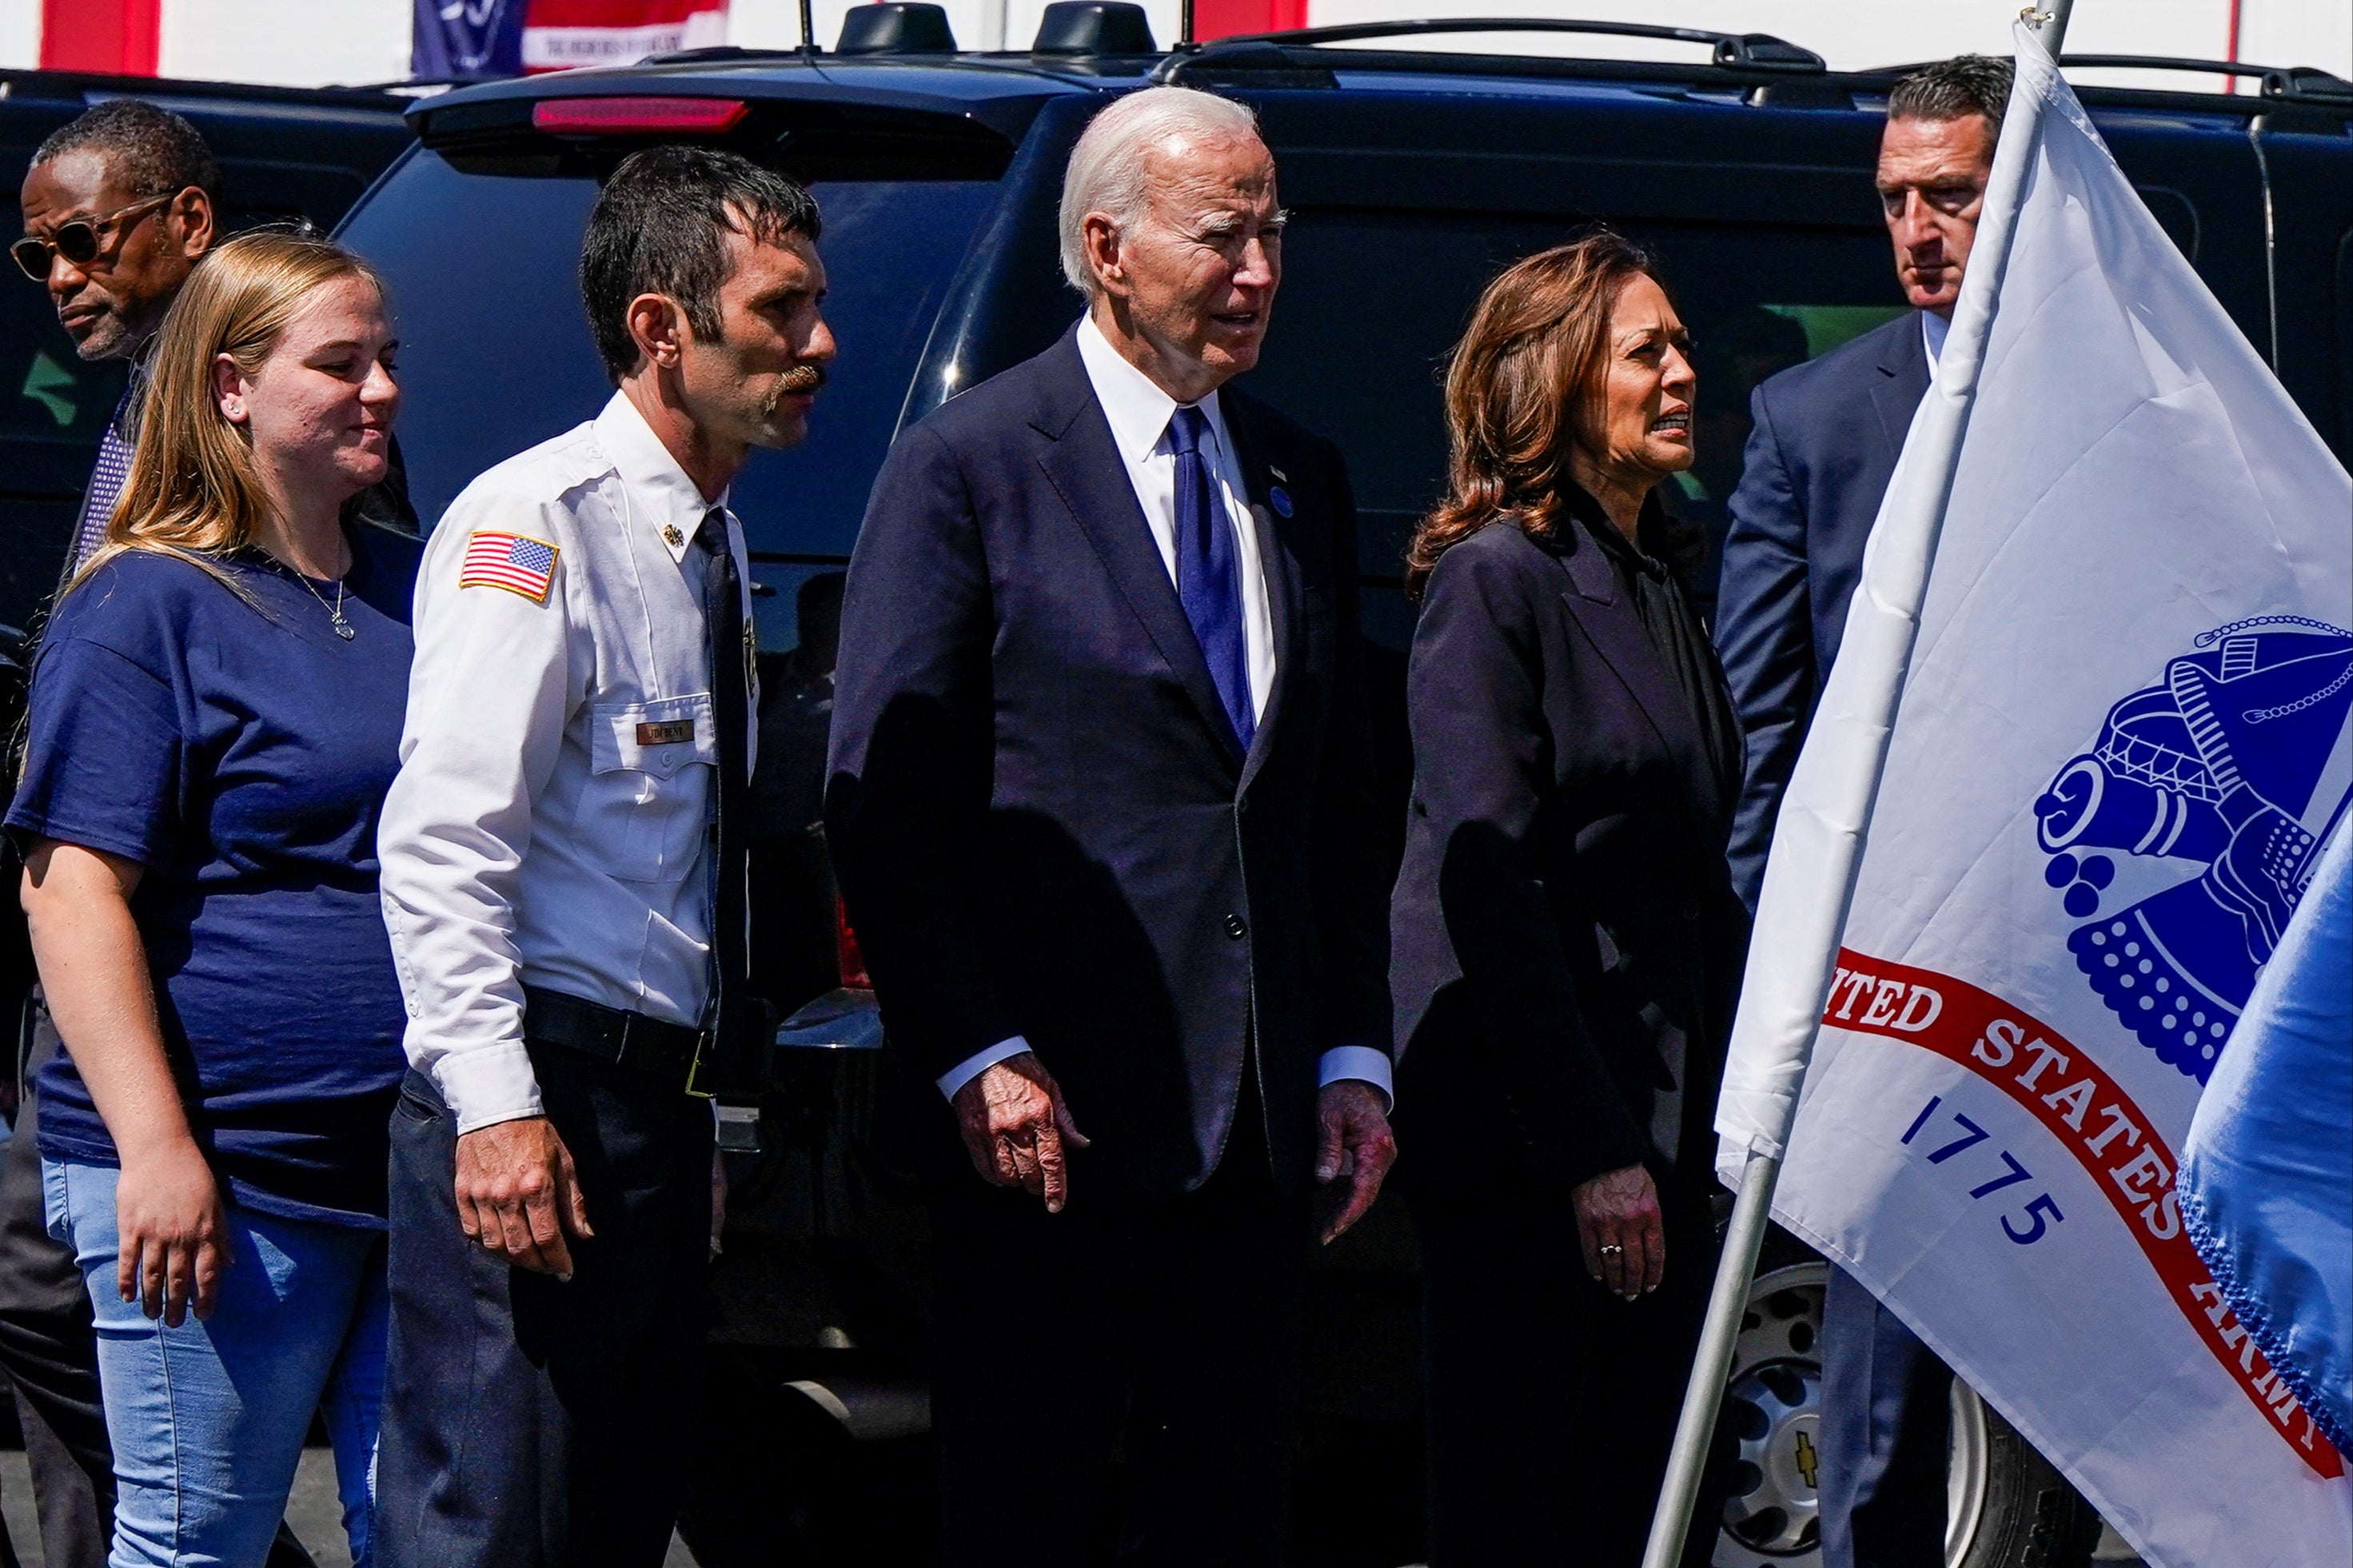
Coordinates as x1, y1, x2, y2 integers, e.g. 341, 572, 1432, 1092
458, 531, 560, 603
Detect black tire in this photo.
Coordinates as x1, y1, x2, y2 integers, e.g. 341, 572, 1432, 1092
1949, 1383, 2104, 1568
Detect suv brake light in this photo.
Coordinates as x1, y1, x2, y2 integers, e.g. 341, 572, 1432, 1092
532, 98, 748, 135
836, 898, 872, 991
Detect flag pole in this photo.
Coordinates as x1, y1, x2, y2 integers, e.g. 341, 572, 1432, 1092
1637, 5, 2076, 1563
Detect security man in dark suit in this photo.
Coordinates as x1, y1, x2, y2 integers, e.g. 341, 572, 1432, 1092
827, 86, 1395, 1566
1713, 54, 2013, 1568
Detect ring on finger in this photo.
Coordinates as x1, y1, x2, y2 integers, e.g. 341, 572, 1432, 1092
1599, 1243, 1625, 1259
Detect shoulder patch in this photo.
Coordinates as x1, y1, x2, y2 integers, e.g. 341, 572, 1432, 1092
457, 530, 560, 603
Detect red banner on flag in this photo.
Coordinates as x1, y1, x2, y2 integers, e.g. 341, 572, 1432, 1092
1825, 948, 2343, 1478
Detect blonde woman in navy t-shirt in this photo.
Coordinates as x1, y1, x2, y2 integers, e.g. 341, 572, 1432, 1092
7, 229, 413, 1568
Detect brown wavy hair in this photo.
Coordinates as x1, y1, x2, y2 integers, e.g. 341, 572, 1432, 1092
1404, 231, 1666, 600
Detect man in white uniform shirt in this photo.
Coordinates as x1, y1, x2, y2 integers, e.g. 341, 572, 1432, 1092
374, 148, 834, 1568
828, 88, 1395, 1565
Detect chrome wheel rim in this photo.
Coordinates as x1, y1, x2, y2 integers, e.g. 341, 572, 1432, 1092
1945, 1379, 1991, 1564
1716, 1263, 1827, 1564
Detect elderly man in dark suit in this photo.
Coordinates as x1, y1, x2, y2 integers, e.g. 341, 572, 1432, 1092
1713, 54, 2014, 1568
826, 85, 1395, 1568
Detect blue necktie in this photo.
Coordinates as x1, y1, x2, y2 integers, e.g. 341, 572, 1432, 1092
1169, 405, 1254, 753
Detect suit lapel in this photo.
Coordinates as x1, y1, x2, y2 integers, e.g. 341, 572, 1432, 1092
1868, 311, 1932, 464
1553, 527, 1712, 820
1220, 398, 1300, 793
1031, 337, 1246, 767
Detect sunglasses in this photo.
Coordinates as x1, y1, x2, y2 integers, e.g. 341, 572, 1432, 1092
11, 193, 176, 283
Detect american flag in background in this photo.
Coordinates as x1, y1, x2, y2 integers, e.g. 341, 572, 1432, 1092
459, 530, 560, 602
412, 1, 725, 80
518, 0, 727, 73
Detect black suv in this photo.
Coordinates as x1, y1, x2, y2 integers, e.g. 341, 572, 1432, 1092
0, 70, 418, 632
335, 15, 2353, 1565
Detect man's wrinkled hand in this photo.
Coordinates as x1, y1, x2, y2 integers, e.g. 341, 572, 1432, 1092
1314, 1079, 1397, 1244
455, 1115, 593, 1279
952, 1052, 1088, 1213
1572, 1161, 1665, 1301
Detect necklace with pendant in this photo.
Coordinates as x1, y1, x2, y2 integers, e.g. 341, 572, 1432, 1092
293, 568, 355, 640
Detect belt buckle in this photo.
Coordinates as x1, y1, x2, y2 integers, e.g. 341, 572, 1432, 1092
684, 1029, 714, 1099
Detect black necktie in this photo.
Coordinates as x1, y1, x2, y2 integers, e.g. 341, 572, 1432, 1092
696, 510, 753, 1089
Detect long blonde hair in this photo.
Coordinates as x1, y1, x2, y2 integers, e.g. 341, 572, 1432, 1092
68, 229, 388, 596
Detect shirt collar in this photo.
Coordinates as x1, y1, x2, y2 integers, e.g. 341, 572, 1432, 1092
1921, 309, 1951, 377
1565, 481, 1672, 581
592, 389, 732, 564
1075, 313, 1234, 466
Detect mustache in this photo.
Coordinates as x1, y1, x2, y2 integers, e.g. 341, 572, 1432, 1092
772, 362, 828, 397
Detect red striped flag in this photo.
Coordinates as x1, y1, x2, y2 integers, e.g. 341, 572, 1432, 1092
459, 530, 560, 603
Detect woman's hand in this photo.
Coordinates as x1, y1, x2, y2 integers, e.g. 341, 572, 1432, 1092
25, 840, 227, 1327
114, 1139, 229, 1327
1572, 1162, 1665, 1301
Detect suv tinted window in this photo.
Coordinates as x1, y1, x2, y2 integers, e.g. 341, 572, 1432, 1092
0, 288, 126, 453
339, 150, 999, 646
1246, 210, 1904, 643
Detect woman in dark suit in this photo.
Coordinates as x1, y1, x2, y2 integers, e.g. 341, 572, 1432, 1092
1390, 232, 1747, 1564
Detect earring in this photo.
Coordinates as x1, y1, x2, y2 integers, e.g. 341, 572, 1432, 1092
221, 401, 242, 419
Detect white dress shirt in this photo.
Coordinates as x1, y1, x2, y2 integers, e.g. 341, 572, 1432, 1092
935, 317, 1394, 1106
1922, 308, 1950, 377
379, 392, 757, 1134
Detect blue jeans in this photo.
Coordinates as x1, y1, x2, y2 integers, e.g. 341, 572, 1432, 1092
43, 1157, 386, 1568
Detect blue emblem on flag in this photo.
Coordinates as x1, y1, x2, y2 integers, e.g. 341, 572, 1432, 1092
412, 0, 524, 78
2035, 617, 2353, 1082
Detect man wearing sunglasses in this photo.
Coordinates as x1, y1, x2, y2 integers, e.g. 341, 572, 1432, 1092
18, 99, 217, 578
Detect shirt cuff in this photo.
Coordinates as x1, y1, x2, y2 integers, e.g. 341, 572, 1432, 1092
1318, 1044, 1394, 1107
936, 1035, 1033, 1100
431, 1040, 545, 1135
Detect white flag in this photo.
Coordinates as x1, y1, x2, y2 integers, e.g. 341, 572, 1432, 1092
1717, 26, 2353, 1566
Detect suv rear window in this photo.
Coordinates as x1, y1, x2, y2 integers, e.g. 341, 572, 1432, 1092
1245, 209, 1906, 639
338, 148, 999, 644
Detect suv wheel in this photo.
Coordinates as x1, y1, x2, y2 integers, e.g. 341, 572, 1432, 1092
1714, 1261, 2104, 1568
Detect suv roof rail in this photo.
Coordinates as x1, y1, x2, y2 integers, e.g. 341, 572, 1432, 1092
640, 44, 808, 66
2057, 53, 2353, 103
0, 66, 412, 110
2262, 64, 2353, 103
1188, 18, 1825, 73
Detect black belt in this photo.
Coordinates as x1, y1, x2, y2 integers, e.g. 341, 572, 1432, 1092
522, 986, 710, 1096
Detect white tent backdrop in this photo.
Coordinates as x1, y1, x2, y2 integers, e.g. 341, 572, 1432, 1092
0, 0, 2345, 89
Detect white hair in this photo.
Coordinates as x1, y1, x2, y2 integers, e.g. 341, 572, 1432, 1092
1058, 86, 1264, 295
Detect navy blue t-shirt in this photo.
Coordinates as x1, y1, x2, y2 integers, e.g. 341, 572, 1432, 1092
7, 525, 420, 1229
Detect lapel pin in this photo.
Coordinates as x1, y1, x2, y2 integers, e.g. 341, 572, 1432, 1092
1269, 465, 1288, 482
662, 522, 684, 549
1269, 485, 1294, 518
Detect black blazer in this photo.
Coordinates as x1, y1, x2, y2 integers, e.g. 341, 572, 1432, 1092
825, 332, 1388, 1199
1713, 311, 1931, 906
1389, 511, 1748, 1195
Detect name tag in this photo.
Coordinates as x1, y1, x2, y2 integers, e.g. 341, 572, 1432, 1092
636, 720, 696, 746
